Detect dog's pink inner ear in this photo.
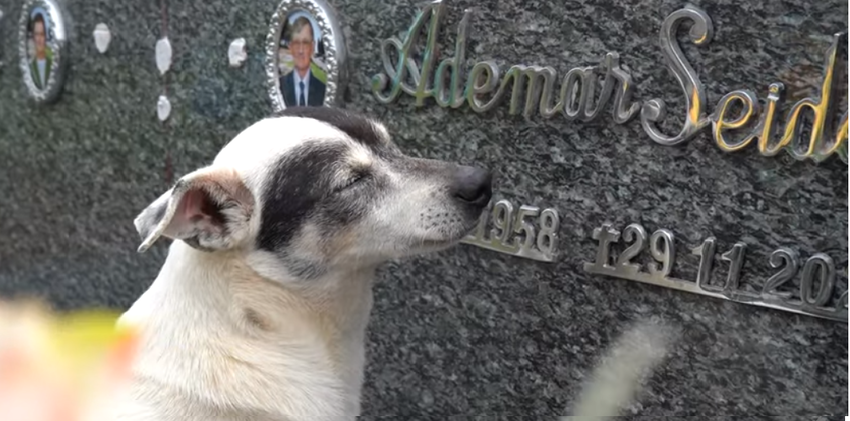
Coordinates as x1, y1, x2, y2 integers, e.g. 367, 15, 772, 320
170, 187, 226, 237
135, 166, 255, 253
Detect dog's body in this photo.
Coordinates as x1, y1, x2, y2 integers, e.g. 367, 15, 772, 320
113, 108, 493, 421
114, 242, 374, 420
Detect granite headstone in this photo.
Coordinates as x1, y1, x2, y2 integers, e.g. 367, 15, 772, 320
0, 0, 847, 418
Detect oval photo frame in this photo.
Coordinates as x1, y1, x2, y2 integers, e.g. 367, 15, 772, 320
18, 0, 70, 104
265, 0, 346, 112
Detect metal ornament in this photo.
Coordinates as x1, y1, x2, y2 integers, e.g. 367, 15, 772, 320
18, 0, 71, 104
93, 22, 111, 53
156, 95, 171, 122
264, 0, 346, 111
228, 37, 247, 68
639, 5, 713, 146
461, 199, 560, 262
371, 0, 639, 123
708, 33, 848, 163
155, 37, 172, 75
373, 2, 847, 165
583, 222, 848, 323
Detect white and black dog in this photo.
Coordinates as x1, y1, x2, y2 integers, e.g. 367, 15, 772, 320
114, 107, 493, 421
113, 107, 670, 421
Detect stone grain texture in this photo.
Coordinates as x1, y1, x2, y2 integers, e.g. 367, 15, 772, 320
0, 0, 847, 419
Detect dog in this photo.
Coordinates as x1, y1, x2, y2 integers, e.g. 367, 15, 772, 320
112, 107, 493, 421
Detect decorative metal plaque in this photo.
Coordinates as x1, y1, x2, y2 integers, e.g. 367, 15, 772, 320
373, 1, 848, 165
461, 199, 561, 263
264, 0, 346, 111
583, 223, 848, 323
18, 0, 70, 104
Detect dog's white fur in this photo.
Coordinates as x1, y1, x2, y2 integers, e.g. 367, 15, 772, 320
114, 242, 373, 421
113, 110, 492, 421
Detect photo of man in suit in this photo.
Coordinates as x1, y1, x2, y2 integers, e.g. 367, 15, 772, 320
28, 12, 52, 90
279, 16, 326, 107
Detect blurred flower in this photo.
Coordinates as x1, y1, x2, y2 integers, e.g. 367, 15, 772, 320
563, 320, 676, 420
0, 300, 139, 421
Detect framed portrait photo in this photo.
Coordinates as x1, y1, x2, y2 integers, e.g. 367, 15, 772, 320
265, 0, 346, 112
18, 0, 70, 104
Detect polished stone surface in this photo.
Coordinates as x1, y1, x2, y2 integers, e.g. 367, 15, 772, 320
0, 0, 846, 418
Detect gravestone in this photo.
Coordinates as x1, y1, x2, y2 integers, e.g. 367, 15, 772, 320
0, 0, 847, 418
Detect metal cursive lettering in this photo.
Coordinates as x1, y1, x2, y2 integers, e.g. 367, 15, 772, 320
373, 1, 848, 165
372, 0, 639, 124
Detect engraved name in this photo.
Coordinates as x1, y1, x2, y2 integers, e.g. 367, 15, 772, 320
372, 2, 848, 164
583, 222, 848, 322
461, 199, 560, 262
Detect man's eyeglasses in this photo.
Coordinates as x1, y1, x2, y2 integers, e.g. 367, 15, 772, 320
289, 39, 313, 50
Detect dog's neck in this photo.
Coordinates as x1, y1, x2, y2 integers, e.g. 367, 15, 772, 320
120, 241, 377, 419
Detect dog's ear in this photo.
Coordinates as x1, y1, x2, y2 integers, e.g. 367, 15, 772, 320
133, 166, 255, 253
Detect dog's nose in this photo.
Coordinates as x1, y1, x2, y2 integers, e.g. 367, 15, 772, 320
451, 166, 493, 206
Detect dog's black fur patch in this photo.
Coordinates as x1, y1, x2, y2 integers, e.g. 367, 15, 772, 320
259, 108, 399, 254
257, 141, 347, 252
274, 107, 398, 157
256, 138, 385, 273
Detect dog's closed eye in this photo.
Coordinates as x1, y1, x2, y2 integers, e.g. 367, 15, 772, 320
336, 170, 370, 193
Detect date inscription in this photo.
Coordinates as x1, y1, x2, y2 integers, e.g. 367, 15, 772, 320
583, 223, 847, 322
461, 200, 560, 262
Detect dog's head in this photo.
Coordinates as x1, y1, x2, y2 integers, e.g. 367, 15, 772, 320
134, 108, 492, 281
